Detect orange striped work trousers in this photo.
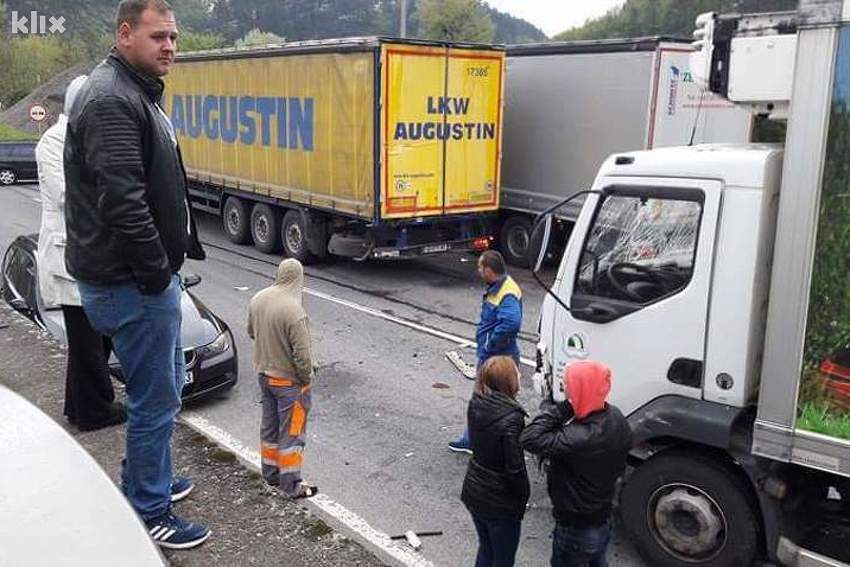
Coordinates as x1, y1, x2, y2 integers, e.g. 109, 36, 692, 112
259, 373, 311, 496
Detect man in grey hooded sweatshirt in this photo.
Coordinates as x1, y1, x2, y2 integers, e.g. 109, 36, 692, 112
248, 258, 317, 498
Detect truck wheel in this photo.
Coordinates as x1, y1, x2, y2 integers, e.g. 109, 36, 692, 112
250, 204, 281, 254
620, 453, 761, 567
0, 169, 17, 185
281, 210, 315, 263
222, 196, 252, 244
499, 215, 532, 267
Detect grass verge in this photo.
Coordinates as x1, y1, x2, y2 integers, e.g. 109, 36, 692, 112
798, 401, 850, 439
0, 123, 37, 141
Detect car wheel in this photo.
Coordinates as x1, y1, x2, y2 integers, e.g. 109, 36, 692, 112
250, 203, 281, 254
0, 169, 17, 185
281, 210, 317, 263
222, 196, 252, 244
620, 453, 762, 567
499, 215, 532, 267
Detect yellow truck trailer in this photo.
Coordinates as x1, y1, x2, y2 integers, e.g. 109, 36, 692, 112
163, 37, 505, 260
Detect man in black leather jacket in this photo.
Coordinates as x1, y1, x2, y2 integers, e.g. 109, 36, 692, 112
520, 361, 632, 567
64, 0, 209, 549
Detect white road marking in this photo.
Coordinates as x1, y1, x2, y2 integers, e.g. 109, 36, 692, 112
180, 413, 433, 567
303, 286, 536, 369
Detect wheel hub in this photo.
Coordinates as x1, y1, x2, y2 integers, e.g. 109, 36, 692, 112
286, 223, 303, 253
227, 209, 240, 233
0, 171, 14, 184
651, 485, 726, 560
507, 226, 529, 257
256, 217, 269, 242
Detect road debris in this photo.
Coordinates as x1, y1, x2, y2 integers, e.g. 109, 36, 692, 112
389, 530, 443, 551
445, 350, 476, 380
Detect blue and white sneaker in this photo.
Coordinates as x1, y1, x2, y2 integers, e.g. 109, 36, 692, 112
146, 510, 210, 549
448, 439, 472, 455
171, 476, 194, 503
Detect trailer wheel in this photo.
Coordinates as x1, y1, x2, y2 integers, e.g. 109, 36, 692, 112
0, 169, 17, 185
250, 204, 281, 254
281, 210, 314, 263
222, 196, 252, 244
499, 215, 532, 267
620, 453, 761, 567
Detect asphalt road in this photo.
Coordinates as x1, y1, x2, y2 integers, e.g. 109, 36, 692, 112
0, 182, 644, 567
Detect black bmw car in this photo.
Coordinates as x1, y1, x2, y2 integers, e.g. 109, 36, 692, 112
0, 141, 38, 186
1, 234, 237, 401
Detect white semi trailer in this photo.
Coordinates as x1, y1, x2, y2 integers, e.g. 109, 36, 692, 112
497, 37, 752, 266
533, 3, 850, 566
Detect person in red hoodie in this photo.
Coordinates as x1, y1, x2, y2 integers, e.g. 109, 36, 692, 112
520, 361, 632, 567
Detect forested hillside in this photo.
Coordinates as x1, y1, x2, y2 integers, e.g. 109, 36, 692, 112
0, 0, 544, 109
554, 0, 798, 41
0, 0, 806, 112
3, 0, 544, 45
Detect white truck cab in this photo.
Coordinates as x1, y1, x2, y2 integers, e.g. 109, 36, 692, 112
540, 144, 783, 416
533, 1, 850, 566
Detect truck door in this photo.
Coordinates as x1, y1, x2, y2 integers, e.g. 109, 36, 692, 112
442, 48, 503, 214
382, 45, 447, 218
548, 178, 720, 416
381, 44, 504, 219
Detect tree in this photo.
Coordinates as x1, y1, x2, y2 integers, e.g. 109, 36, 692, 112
0, 35, 87, 109
235, 28, 285, 49
553, 0, 798, 41
417, 0, 495, 42
172, 0, 213, 32
179, 30, 228, 52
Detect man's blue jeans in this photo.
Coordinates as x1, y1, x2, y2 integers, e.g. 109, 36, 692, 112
78, 275, 184, 521
551, 519, 611, 567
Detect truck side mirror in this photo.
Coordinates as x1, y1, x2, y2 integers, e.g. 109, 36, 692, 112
530, 214, 553, 273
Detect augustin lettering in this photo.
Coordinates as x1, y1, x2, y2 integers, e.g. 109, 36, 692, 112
170, 95, 314, 151
393, 121, 495, 141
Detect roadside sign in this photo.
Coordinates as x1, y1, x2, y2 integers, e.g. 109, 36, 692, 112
29, 103, 48, 123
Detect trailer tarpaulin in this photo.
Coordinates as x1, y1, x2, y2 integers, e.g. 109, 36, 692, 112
164, 51, 376, 217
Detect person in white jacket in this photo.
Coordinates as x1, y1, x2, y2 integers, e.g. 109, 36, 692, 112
36, 75, 127, 431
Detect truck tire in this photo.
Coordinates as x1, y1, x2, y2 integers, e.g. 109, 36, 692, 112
620, 453, 761, 567
499, 215, 532, 267
222, 196, 252, 244
281, 210, 315, 263
250, 204, 281, 254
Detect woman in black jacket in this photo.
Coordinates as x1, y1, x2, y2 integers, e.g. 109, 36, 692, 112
461, 356, 530, 567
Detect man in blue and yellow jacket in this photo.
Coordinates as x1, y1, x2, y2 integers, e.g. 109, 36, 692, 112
475, 251, 523, 366
450, 250, 523, 454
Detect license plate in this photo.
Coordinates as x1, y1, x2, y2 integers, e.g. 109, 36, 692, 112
423, 243, 449, 254
184, 371, 194, 385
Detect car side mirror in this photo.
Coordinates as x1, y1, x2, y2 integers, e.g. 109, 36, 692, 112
182, 274, 202, 289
